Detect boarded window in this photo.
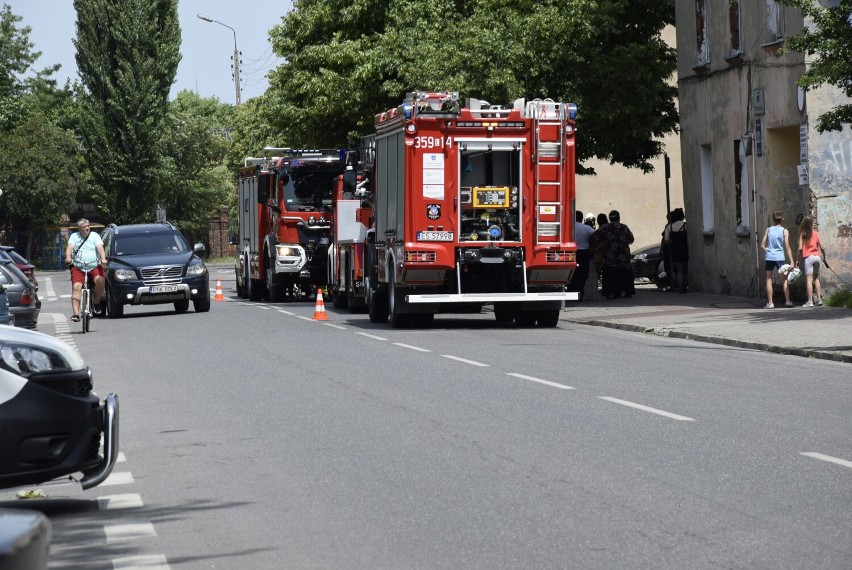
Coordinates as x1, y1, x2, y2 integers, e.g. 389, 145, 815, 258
729, 2, 742, 53
695, 0, 709, 64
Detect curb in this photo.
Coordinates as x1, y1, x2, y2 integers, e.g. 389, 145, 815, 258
571, 320, 852, 364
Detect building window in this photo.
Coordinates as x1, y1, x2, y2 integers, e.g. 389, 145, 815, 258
701, 144, 715, 235
695, 0, 710, 66
765, 0, 784, 42
735, 140, 751, 236
729, 1, 742, 54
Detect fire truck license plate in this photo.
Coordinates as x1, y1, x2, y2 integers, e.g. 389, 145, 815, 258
149, 285, 179, 293
417, 231, 454, 242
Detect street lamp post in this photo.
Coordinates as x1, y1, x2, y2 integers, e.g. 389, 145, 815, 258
197, 13, 241, 106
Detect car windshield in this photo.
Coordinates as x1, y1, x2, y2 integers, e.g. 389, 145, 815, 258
282, 162, 340, 212
114, 233, 189, 255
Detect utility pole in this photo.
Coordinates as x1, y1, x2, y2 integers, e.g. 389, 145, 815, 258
197, 14, 241, 106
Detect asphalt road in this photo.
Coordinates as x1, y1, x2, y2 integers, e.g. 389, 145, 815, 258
2, 267, 850, 569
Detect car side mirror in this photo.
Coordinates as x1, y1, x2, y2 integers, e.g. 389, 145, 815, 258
194, 243, 206, 253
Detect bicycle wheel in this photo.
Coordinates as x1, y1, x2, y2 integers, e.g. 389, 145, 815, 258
81, 288, 90, 334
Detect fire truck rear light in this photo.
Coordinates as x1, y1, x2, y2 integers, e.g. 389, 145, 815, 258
405, 251, 436, 263
405, 123, 417, 134
545, 251, 575, 262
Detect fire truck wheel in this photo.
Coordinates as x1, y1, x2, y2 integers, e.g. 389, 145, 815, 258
536, 309, 560, 328
266, 267, 282, 302
174, 300, 189, 313
332, 289, 348, 309
367, 277, 388, 323
515, 311, 537, 327
412, 313, 434, 328
388, 279, 411, 328
248, 278, 264, 302
493, 303, 515, 323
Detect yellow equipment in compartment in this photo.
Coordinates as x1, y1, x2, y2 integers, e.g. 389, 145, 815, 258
472, 186, 510, 209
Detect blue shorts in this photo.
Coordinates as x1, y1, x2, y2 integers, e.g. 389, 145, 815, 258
765, 260, 786, 272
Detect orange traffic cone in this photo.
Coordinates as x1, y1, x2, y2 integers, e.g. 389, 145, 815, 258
312, 288, 329, 320
214, 278, 225, 301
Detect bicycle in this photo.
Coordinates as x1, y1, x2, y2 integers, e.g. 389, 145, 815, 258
73, 259, 100, 334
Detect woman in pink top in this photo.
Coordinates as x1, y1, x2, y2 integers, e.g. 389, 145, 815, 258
798, 216, 827, 307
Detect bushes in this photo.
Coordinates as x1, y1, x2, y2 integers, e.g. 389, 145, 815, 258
824, 290, 852, 309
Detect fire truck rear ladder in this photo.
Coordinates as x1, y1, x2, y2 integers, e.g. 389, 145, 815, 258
530, 99, 565, 245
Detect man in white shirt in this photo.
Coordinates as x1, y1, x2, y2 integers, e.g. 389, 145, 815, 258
568, 210, 595, 300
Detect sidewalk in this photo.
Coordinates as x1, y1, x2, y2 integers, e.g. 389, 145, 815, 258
560, 288, 852, 363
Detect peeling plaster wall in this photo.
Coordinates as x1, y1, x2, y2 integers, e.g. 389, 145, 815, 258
674, 0, 822, 298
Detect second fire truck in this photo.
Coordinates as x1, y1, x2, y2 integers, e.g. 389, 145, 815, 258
331, 91, 580, 327
236, 148, 345, 301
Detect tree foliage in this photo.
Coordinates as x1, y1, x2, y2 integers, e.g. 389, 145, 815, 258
73, 0, 181, 224
0, 115, 82, 254
782, 0, 852, 132
0, 4, 83, 256
160, 90, 235, 244
266, 0, 678, 173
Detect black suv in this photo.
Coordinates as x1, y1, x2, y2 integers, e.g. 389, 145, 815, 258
101, 222, 210, 318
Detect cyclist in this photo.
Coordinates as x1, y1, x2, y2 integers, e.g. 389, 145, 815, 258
65, 218, 108, 322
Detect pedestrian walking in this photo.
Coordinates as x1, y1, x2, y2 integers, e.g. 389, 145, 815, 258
569, 210, 595, 300
760, 210, 795, 309
662, 208, 688, 293
798, 215, 827, 307
597, 210, 635, 299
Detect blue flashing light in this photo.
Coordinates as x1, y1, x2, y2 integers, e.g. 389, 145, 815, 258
402, 102, 413, 120
567, 103, 578, 120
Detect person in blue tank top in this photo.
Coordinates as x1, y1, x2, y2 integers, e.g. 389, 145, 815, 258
760, 210, 795, 309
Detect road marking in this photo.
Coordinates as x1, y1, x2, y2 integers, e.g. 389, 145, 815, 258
599, 396, 695, 421
98, 493, 143, 510
801, 452, 852, 470
441, 354, 489, 367
43, 277, 57, 299
117, 451, 126, 462
393, 343, 430, 352
323, 323, 347, 330
254, 305, 271, 310
356, 332, 387, 341
112, 554, 170, 570
278, 309, 294, 315
100, 471, 135, 486
104, 521, 157, 542
506, 372, 574, 390
297, 316, 313, 321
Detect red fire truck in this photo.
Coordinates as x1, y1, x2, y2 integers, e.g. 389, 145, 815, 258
360, 91, 579, 327
235, 148, 344, 301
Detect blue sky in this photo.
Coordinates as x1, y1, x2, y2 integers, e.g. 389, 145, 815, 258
9, 0, 292, 104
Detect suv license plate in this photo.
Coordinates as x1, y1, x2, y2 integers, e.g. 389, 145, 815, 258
150, 285, 179, 293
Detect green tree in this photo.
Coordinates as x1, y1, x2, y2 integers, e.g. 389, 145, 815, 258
160, 90, 235, 244
73, 0, 181, 224
0, 3, 83, 258
0, 115, 82, 256
782, 0, 852, 132
266, 0, 678, 173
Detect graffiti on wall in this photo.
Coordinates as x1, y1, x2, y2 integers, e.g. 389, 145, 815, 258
809, 128, 852, 288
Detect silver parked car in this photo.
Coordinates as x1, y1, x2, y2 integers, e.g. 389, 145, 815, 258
0, 259, 40, 329
0, 285, 14, 327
